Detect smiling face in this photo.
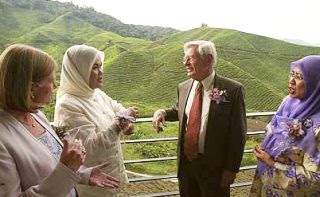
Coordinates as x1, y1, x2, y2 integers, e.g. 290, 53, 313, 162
183, 45, 212, 81
288, 68, 305, 99
88, 58, 103, 89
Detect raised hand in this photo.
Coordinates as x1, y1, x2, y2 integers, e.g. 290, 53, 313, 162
152, 109, 167, 133
89, 162, 120, 188
60, 138, 86, 172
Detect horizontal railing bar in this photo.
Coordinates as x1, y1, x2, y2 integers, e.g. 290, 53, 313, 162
246, 111, 276, 117
121, 137, 178, 144
129, 174, 177, 182
239, 165, 257, 171
124, 157, 177, 164
134, 111, 276, 123
125, 150, 257, 165
134, 117, 152, 123
247, 130, 265, 135
121, 131, 264, 144
129, 169, 255, 183
244, 149, 253, 154
231, 181, 253, 188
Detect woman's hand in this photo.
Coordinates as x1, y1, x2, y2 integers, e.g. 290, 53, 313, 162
89, 162, 120, 188
117, 119, 134, 135
60, 138, 86, 172
253, 146, 275, 167
127, 106, 138, 118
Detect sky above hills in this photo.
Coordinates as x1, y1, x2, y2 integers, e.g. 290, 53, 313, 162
56, 0, 320, 45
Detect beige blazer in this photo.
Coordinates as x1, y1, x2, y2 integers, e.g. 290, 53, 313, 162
0, 109, 81, 197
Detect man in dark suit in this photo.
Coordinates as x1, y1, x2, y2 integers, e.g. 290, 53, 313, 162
152, 40, 247, 196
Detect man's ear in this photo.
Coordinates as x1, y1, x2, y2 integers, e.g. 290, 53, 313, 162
206, 54, 214, 66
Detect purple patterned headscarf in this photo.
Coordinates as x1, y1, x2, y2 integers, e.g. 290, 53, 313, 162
257, 55, 320, 176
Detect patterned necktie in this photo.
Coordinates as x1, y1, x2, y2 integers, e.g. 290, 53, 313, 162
184, 82, 203, 161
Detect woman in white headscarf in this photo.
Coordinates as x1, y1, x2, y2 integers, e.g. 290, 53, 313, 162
54, 45, 137, 197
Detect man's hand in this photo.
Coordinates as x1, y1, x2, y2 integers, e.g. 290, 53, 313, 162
221, 170, 236, 188
253, 146, 275, 167
152, 109, 167, 133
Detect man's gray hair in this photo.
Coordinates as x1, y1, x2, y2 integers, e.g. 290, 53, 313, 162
184, 40, 217, 67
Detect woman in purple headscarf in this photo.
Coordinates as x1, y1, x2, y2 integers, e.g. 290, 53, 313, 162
250, 56, 320, 196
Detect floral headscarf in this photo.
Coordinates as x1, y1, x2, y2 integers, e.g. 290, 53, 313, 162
257, 55, 320, 175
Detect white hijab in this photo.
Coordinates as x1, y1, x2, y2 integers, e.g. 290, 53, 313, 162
57, 45, 105, 99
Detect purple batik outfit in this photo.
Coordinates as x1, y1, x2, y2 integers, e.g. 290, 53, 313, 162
250, 56, 320, 196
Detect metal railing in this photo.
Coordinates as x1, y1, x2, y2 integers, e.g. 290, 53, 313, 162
121, 111, 276, 196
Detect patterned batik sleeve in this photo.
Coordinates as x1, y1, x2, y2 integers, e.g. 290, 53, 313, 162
268, 147, 320, 191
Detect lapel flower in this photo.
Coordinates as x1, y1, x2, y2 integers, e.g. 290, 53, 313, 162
209, 88, 229, 104
287, 119, 305, 139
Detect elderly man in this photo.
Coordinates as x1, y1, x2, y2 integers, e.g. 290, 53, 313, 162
152, 40, 247, 196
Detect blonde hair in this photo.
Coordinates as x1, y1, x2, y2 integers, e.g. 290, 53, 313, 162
0, 44, 56, 111
184, 40, 217, 67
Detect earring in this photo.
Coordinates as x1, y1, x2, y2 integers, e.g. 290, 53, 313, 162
31, 94, 35, 100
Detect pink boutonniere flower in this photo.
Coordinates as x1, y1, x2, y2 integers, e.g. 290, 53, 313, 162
209, 88, 229, 104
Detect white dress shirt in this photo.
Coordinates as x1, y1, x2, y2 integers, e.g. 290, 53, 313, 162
185, 71, 215, 153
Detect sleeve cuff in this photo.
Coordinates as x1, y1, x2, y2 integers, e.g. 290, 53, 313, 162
274, 162, 288, 171
77, 166, 93, 185
36, 162, 81, 196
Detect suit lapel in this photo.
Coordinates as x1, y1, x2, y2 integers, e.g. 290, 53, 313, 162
207, 74, 221, 118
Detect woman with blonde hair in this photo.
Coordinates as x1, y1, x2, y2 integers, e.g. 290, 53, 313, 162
0, 44, 119, 197
54, 44, 137, 196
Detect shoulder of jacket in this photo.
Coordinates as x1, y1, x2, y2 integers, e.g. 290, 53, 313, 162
178, 79, 193, 88
217, 75, 244, 89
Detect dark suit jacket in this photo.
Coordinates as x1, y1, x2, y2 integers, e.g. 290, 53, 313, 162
165, 74, 247, 177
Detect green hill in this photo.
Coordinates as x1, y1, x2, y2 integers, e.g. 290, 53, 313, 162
1, 0, 320, 117
104, 28, 320, 114
0, 0, 177, 49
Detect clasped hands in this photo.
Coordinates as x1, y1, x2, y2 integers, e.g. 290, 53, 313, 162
60, 134, 120, 188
